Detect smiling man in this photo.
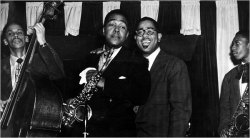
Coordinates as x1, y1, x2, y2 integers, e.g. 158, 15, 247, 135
134, 17, 192, 137
219, 31, 249, 137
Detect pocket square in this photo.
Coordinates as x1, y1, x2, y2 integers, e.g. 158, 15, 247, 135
118, 76, 126, 79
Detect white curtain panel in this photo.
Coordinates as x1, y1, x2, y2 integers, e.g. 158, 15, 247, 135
26, 2, 43, 35
216, 0, 239, 96
103, 1, 120, 24
64, 2, 82, 36
0, 3, 9, 37
141, 0, 159, 21
180, 0, 201, 35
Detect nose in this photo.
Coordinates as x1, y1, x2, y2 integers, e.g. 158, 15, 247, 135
231, 44, 237, 50
114, 26, 120, 32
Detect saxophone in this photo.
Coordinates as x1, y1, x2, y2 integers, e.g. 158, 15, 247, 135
62, 48, 114, 127
220, 84, 249, 137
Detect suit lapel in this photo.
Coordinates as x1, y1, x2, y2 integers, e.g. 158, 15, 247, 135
1, 56, 13, 100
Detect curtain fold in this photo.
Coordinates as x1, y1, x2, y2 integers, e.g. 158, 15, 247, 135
26, 2, 43, 35
0, 3, 9, 36
64, 2, 82, 36
120, 1, 140, 34
180, 0, 201, 35
102, 1, 120, 23
216, 0, 239, 96
237, 1, 249, 31
80, 2, 103, 35
158, 1, 181, 35
189, 1, 219, 136
141, 1, 159, 21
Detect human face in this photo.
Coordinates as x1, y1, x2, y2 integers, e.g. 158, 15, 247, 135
4, 24, 27, 50
104, 14, 129, 48
231, 35, 250, 62
135, 20, 162, 57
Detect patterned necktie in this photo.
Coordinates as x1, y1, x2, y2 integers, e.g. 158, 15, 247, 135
15, 58, 23, 83
236, 63, 249, 83
98, 49, 113, 71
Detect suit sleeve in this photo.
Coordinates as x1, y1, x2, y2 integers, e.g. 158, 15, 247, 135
218, 74, 231, 134
38, 43, 65, 80
168, 60, 192, 136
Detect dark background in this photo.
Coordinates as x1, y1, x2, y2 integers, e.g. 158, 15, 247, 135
1, 1, 249, 137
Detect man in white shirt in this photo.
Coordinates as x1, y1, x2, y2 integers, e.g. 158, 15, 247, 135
219, 31, 249, 137
134, 17, 192, 137
1, 21, 65, 137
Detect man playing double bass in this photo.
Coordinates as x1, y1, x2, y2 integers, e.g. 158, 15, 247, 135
0, 21, 65, 136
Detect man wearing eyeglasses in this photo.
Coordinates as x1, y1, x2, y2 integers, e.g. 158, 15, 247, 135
134, 17, 192, 137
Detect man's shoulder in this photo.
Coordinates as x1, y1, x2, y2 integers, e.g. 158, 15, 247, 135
159, 50, 186, 66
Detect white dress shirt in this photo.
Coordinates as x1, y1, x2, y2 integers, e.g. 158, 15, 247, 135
10, 55, 24, 89
145, 47, 161, 71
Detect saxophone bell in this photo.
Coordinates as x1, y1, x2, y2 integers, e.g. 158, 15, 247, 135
74, 104, 92, 122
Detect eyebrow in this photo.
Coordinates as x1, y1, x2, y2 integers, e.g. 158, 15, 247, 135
7, 29, 24, 32
137, 27, 155, 31
107, 19, 127, 24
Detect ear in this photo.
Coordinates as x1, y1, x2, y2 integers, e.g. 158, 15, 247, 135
157, 33, 162, 42
3, 39, 8, 45
25, 36, 29, 43
126, 32, 129, 38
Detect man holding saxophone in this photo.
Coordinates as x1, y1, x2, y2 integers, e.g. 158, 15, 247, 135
219, 31, 249, 137
63, 9, 151, 137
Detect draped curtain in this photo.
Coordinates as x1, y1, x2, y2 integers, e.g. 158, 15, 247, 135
180, 0, 201, 35
237, 1, 249, 31
80, 2, 103, 35
141, 1, 159, 21
158, 1, 181, 35
26, 2, 43, 35
188, 1, 219, 136
216, 0, 239, 96
0, 3, 9, 36
64, 2, 82, 36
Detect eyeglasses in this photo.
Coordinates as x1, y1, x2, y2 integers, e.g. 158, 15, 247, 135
136, 28, 156, 37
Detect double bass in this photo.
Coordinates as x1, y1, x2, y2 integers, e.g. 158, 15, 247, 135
0, 1, 63, 137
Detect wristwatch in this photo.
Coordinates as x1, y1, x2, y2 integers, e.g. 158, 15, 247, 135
40, 42, 48, 48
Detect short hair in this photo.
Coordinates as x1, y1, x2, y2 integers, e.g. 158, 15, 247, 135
103, 9, 129, 27
135, 17, 160, 33
235, 30, 249, 42
2, 21, 26, 38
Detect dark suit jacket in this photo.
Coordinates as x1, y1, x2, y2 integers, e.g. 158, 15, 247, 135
218, 66, 244, 134
1, 44, 65, 137
136, 50, 192, 137
70, 46, 151, 137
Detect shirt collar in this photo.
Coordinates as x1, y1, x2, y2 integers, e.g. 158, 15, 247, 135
145, 47, 161, 70
10, 54, 25, 66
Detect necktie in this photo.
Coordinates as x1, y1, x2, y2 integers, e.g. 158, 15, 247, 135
98, 49, 113, 71
15, 58, 23, 83
236, 63, 249, 83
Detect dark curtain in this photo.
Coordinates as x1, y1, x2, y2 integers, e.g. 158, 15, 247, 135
44, 2, 65, 36
188, 1, 219, 136
157, 1, 181, 35
120, 1, 141, 50
238, 1, 249, 31
80, 1, 103, 36
120, 1, 141, 35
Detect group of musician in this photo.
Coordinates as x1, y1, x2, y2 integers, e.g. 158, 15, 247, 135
1, 9, 249, 137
